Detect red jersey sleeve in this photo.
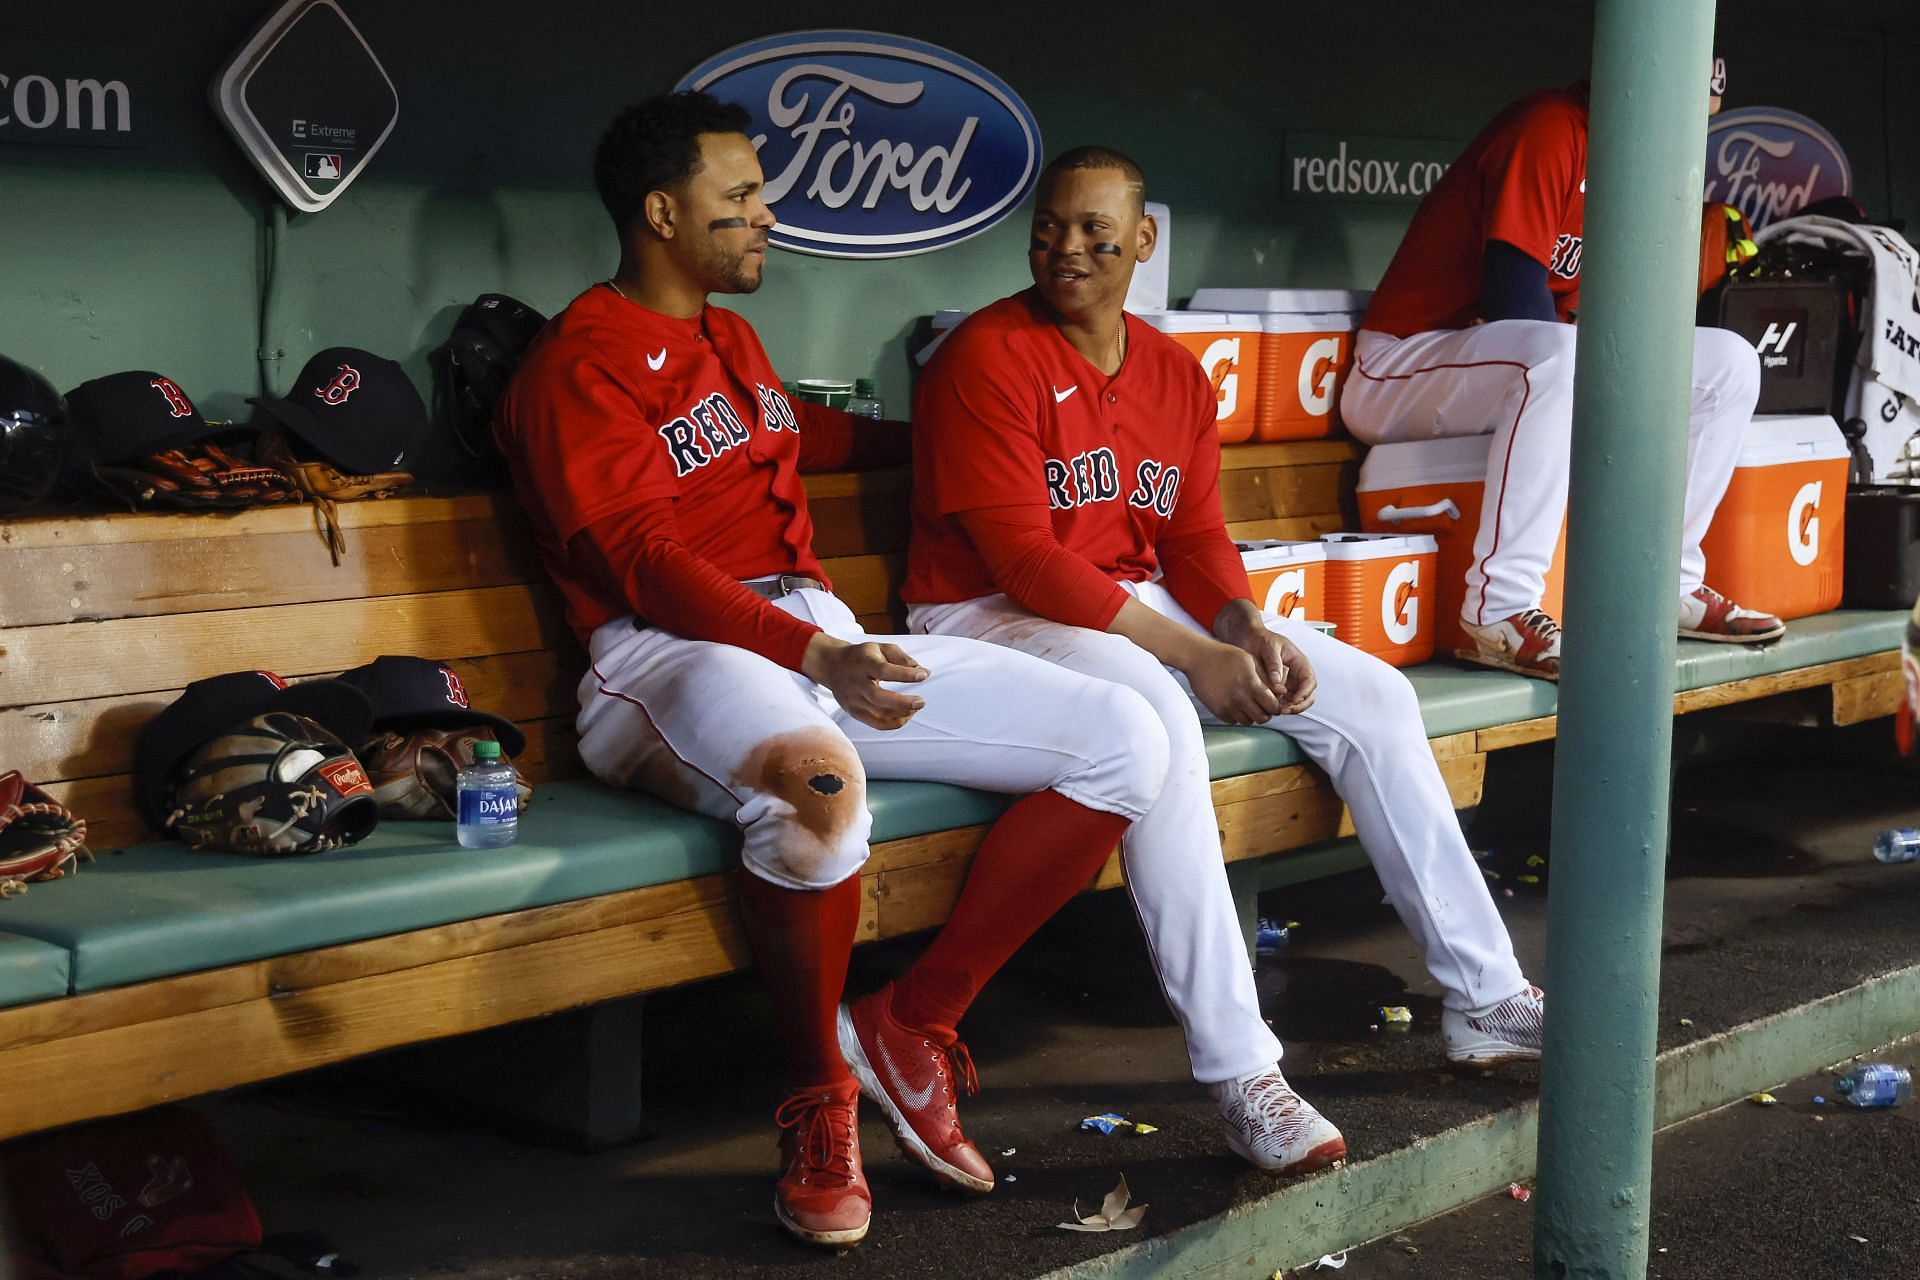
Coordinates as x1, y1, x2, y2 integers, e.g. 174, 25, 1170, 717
1478, 101, 1583, 270
510, 331, 683, 544
915, 331, 1053, 516
1156, 365, 1251, 631
954, 506, 1130, 630
572, 498, 820, 672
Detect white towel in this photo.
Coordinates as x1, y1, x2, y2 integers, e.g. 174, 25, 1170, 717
1754, 214, 1920, 403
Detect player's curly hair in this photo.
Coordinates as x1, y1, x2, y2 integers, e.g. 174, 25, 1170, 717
594, 91, 753, 238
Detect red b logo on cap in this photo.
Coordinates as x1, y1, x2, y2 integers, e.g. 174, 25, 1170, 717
442, 668, 470, 709
151, 377, 193, 419
314, 365, 362, 406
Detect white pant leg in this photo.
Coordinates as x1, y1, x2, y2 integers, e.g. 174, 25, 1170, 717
1122, 581, 1532, 1013
911, 595, 1280, 1085
1341, 322, 1579, 626
784, 589, 1169, 817
578, 591, 1170, 893
1680, 327, 1762, 594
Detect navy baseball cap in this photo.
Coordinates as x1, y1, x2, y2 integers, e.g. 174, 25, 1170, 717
336, 655, 527, 757
137, 671, 374, 830
247, 347, 429, 474
65, 371, 214, 465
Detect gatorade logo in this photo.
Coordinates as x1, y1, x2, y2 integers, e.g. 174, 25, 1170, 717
1262, 568, 1307, 620
1382, 559, 1420, 645
1200, 336, 1241, 420
1788, 480, 1821, 567
1299, 336, 1342, 417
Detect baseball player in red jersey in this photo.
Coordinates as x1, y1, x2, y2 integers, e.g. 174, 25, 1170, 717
1341, 61, 1780, 679
494, 95, 1171, 1249
905, 148, 1543, 1177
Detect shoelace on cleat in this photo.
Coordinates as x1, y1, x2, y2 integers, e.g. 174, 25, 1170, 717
775, 1091, 858, 1188
1468, 987, 1545, 1046
1235, 1072, 1321, 1147
1515, 609, 1562, 642
943, 1040, 980, 1099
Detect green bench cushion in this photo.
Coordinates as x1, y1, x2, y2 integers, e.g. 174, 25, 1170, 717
1, 608, 1899, 998
0, 933, 72, 1008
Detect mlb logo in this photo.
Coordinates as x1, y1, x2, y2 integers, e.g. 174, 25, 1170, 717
304, 152, 344, 181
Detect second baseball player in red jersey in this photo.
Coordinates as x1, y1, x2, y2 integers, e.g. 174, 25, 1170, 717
496, 93, 1169, 1251
908, 147, 1543, 1179
1343, 68, 1781, 679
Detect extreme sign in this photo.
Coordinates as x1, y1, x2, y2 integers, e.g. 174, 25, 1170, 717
678, 31, 1042, 258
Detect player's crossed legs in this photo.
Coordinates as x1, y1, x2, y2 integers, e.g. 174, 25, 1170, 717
578, 586, 1169, 1246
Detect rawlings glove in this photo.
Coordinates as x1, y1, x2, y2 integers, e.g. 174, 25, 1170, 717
0, 772, 90, 897
166, 712, 379, 856
88, 441, 300, 511
360, 726, 534, 820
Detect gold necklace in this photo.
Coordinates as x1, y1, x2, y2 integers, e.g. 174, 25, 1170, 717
1112, 315, 1126, 370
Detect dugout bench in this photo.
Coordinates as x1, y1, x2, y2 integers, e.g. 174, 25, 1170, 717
0, 437, 1905, 1142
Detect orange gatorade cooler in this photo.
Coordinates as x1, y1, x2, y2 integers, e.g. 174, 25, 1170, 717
1141, 312, 1263, 443
1238, 540, 1328, 622
1320, 533, 1439, 667
1698, 414, 1849, 620
1355, 435, 1568, 654
1189, 289, 1370, 441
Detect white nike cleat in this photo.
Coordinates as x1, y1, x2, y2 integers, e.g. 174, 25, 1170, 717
1457, 609, 1562, 680
1209, 1066, 1347, 1176
1443, 985, 1546, 1066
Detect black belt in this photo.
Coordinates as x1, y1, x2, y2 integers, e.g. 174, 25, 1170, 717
634, 575, 827, 631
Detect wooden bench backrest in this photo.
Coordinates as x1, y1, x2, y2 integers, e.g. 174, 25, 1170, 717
0, 438, 1358, 851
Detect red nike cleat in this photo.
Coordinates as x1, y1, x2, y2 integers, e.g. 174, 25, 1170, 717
837, 987, 995, 1192
772, 1083, 869, 1248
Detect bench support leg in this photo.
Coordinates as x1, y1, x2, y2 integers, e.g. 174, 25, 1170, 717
1226, 859, 1263, 968
391, 995, 649, 1152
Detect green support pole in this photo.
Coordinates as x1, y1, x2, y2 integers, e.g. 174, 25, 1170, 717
1533, 2, 1717, 1278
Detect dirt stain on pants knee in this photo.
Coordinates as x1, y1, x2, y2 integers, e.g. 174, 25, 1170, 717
736, 729, 866, 879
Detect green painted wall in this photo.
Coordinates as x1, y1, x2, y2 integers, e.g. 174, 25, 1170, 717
3, 3, 1914, 457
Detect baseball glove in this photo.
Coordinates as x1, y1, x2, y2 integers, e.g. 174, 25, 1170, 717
359, 726, 534, 820
260, 429, 414, 564
165, 711, 380, 856
88, 442, 301, 511
0, 772, 90, 898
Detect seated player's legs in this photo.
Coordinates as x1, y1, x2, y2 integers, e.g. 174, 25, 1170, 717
1343, 321, 1581, 676
910, 592, 1272, 1081
1123, 581, 1534, 1023
765, 586, 1169, 1194
909, 594, 1349, 1177
1681, 326, 1782, 641
577, 614, 872, 1245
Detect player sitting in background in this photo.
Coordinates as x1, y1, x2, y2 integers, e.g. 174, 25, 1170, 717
905, 146, 1544, 1178
1339, 56, 1781, 680
495, 93, 1170, 1249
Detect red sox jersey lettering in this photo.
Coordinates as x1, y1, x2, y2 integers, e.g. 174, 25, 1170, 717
905, 289, 1227, 608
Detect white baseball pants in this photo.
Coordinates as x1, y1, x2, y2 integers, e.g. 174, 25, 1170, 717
1340, 321, 1761, 626
911, 580, 1528, 1084
577, 585, 1170, 892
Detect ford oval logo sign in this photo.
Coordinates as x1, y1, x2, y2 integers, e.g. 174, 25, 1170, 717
677, 31, 1042, 259
1704, 107, 1852, 230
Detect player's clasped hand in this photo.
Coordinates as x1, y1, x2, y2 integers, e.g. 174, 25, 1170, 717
1187, 642, 1284, 726
1243, 629, 1318, 716
803, 635, 931, 731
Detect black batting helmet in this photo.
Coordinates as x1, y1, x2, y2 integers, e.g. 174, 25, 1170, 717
0, 355, 72, 515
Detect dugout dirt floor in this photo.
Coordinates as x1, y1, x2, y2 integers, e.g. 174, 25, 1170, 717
17, 722, 1920, 1280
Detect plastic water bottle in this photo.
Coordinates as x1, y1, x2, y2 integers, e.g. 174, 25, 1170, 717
457, 739, 519, 849
847, 378, 885, 420
1872, 829, 1920, 863
1254, 917, 1290, 956
1834, 1063, 1912, 1108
